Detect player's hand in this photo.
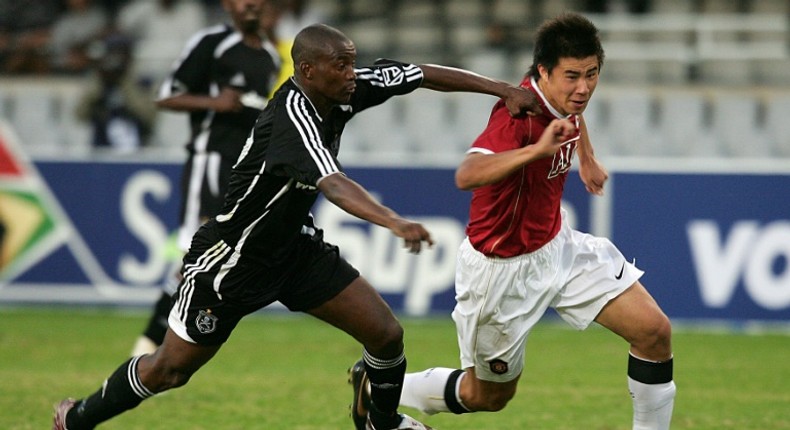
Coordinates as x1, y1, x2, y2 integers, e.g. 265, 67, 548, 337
213, 87, 245, 112
579, 156, 608, 196
391, 218, 434, 254
532, 118, 576, 158
551, 118, 577, 141
503, 86, 542, 117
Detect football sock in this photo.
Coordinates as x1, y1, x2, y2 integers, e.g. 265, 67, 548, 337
67, 356, 155, 429
628, 353, 676, 430
401, 367, 470, 415
363, 348, 407, 429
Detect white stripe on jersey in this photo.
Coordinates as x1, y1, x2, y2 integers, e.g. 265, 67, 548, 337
216, 169, 294, 223
213, 207, 272, 294
158, 24, 227, 99
284, 90, 340, 178
175, 240, 231, 321
403, 64, 423, 81
261, 39, 281, 69
214, 31, 242, 58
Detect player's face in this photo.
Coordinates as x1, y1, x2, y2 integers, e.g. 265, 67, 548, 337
538, 56, 599, 116
311, 41, 357, 105
223, 0, 264, 34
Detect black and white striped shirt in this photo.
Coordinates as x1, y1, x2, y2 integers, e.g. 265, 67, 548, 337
212, 60, 424, 264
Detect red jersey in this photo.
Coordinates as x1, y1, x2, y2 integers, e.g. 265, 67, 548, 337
465, 76, 580, 258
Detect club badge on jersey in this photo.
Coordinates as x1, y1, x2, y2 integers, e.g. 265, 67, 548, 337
196, 309, 218, 334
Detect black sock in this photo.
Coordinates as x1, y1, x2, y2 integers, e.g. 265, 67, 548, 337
142, 292, 173, 344
364, 349, 406, 429
67, 356, 155, 429
444, 369, 470, 414
628, 354, 673, 384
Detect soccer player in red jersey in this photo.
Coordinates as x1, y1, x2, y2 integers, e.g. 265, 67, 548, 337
352, 12, 675, 430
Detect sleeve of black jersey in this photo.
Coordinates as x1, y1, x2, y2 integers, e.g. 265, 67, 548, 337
263, 94, 342, 186
350, 59, 424, 113
158, 33, 215, 98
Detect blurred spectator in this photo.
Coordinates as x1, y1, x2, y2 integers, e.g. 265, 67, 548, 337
261, 0, 294, 95
276, 0, 327, 40
97, 0, 127, 16
582, 0, 652, 13
116, 0, 206, 86
74, 34, 156, 153
49, 0, 110, 74
0, 0, 60, 74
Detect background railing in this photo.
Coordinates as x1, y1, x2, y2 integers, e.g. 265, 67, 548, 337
1, 78, 788, 164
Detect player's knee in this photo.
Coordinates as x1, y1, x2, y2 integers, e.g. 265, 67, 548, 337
143, 361, 196, 392
635, 313, 673, 358
365, 319, 404, 357
156, 368, 194, 392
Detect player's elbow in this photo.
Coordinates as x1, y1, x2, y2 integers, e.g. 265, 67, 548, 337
455, 171, 471, 190
455, 166, 481, 190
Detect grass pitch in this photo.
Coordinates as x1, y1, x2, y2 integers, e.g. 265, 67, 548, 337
1, 306, 789, 429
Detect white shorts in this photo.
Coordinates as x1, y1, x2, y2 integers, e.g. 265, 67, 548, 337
452, 212, 643, 382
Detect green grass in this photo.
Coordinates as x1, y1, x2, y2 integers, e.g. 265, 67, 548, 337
2, 306, 789, 429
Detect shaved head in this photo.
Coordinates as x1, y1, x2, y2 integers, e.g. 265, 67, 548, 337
290, 23, 357, 115
291, 24, 352, 65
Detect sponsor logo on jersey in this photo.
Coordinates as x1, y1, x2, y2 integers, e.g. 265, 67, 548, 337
295, 181, 317, 191
380, 66, 405, 87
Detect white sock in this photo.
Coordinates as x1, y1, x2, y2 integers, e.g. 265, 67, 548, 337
400, 367, 464, 415
628, 377, 676, 430
130, 336, 157, 357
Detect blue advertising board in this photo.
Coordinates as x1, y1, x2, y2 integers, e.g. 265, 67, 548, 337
612, 172, 790, 321
1, 154, 788, 322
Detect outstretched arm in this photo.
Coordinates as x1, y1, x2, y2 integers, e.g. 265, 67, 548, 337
418, 64, 542, 117
318, 173, 433, 254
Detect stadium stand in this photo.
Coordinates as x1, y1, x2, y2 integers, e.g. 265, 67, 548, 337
0, 0, 788, 160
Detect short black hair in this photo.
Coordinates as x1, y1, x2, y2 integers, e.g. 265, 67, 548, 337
527, 13, 605, 79
291, 24, 351, 65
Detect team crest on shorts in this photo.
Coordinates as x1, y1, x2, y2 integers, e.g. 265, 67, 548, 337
196, 309, 218, 334
489, 359, 509, 375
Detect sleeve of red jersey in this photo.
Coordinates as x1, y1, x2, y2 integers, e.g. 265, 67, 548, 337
468, 103, 527, 154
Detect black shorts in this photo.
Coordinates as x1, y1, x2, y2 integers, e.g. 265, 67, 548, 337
170, 223, 360, 345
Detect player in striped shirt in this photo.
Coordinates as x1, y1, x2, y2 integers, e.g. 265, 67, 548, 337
54, 23, 541, 430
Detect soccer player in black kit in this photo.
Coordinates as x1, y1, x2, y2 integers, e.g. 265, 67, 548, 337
130, 0, 281, 356
54, 24, 541, 430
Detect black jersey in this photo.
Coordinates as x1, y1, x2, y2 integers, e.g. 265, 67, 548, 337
213, 61, 424, 265
157, 23, 280, 160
